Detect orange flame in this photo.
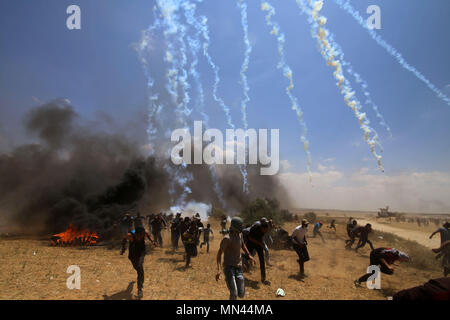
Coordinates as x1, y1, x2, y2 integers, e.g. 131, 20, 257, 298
51, 224, 99, 246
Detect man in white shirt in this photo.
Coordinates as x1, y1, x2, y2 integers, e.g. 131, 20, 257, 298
292, 219, 310, 277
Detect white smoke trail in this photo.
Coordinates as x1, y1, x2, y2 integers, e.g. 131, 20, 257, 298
261, 1, 313, 182
183, 0, 250, 193
296, 0, 384, 171
237, 0, 252, 130
333, 0, 450, 106
329, 34, 392, 138
182, 0, 227, 208
136, 8, 164, 154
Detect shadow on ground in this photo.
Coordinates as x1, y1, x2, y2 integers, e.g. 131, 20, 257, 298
103, 281, 135, 300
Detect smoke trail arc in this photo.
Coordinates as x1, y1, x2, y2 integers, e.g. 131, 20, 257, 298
333, 0, 450, 107
183, 0, 250, 193
296, 0, 384, 171
261, 1, 313, 182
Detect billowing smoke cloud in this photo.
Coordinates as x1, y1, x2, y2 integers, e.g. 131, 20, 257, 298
0, 99, 291, 235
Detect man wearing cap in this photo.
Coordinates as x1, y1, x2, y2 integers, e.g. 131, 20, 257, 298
354, 247, 409, 288
216, 217, 256, 300
292, 219, 310, 277
243, 219, 271, 284
122, 226, 157, 299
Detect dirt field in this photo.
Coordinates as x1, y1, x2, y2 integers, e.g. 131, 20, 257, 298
0, 217, 444, 300
357, 218, 441, 249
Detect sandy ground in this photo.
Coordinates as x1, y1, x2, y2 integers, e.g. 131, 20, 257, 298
358, 218, 441, 249
0, 218, 443, 300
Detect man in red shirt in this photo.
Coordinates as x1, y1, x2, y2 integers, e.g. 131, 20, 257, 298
354, 247, 410, 288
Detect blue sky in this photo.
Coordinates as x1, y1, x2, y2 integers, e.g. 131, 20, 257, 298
1, 0, 449, 212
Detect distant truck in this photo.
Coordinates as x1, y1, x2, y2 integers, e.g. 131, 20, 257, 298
377, 206, 404, 218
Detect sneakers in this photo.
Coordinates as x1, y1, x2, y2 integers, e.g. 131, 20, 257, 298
354, 280, 362, 288
137, 289, 143, 300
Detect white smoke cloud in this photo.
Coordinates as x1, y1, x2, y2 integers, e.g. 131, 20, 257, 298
279, 167, 450, 213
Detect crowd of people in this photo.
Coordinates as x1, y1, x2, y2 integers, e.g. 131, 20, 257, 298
116, 212, 450, 300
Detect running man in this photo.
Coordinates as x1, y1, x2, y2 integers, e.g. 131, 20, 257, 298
354, 224, 375, 252
200, 223, 214, 253
430, 222, 450, 246
354, 247, 410, 288
345, 219, 358, 249
182, 222, 200, 268
292, 219, 310, 277
313, 221, 325, 243
216, 217, 256, 300
119, 213, 134, 255
328, 219, 336, 232
150, 213, 167, 247
122, 226, 156, 299
243, 219, 270, 285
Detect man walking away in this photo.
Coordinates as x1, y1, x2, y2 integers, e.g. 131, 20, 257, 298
292, 219, 310, 278
150, 214, 167, 247
354, 247, 409, 288
354, 224, 375, 252
171, 213, 182, 250
200, 223, 214, 253
243, 219, 270, 285
216, 217, 256, 300
182, 222, 200, 268
122, 226, 156, 299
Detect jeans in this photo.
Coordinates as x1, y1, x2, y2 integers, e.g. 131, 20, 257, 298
129, 254, 145, 290
244, 241, 266, 280
224, 265, 245, 300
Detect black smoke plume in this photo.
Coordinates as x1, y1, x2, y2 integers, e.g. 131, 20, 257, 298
0, 99, 291, 236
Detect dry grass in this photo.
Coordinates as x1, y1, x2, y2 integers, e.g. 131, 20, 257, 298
0, 217, 443, 300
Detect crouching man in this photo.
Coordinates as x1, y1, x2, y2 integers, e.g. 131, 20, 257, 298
216, 217, 256, 300
354, 247, 409, 288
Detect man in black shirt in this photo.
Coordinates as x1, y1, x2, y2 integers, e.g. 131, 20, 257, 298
150, 213, 167, 247
122, 226, 156, 299
182, 222, 200, 268
171, 212, 182, 250
243, 220, 270, 284
354, 224, 375, 252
